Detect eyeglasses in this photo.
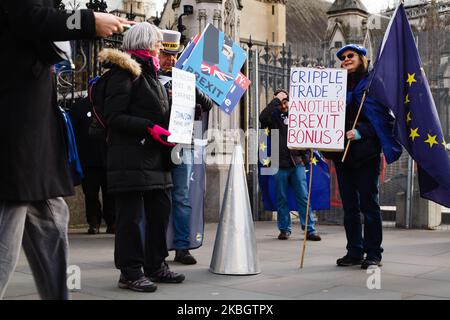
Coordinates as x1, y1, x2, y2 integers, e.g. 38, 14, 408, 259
339, 53, 355, 61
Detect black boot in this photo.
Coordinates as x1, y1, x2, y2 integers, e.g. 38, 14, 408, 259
175, 249, 197, 265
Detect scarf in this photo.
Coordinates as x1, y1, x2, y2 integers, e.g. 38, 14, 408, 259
127, 49, 160, 73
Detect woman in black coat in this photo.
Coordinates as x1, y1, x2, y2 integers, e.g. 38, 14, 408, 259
0, 0, 127, 300
100, 22, 185, 293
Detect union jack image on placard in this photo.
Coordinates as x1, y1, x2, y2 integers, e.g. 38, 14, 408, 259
200, 62, 234, 82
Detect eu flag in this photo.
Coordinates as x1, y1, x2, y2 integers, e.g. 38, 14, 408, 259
368, 4, 450, 208
258, 128, 330, 211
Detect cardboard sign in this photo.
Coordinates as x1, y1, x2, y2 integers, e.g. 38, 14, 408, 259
287, 68, 347, 151
181, 24, 247, 107
168, 68, 196, 144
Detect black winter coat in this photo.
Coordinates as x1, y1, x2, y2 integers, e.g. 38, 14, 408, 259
259, 98, 310, 169
68, 98, 107, 169
99, 49, 173, 193
0, 0, 96, 201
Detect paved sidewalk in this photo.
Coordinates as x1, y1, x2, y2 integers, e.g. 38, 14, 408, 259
4, 222, 450, 300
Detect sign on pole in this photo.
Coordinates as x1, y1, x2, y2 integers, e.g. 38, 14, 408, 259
181, 23, 247, 107
168, 68, 196, 144
287, 68, 347, 151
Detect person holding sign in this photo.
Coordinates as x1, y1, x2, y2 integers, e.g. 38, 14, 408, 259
159, 30, 213, 265
260, 90, 321, 242
101, 23, 185, 293
328, 44, 401, 269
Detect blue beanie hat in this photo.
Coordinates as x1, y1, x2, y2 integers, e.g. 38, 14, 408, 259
336, 44, 367, 60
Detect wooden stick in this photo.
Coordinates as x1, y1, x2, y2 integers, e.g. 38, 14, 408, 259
300, 149, 314, 269
341, 91, 368, 163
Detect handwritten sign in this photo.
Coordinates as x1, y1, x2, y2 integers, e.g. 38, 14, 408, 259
287, 68, 347, 151
168, 68, 196, 144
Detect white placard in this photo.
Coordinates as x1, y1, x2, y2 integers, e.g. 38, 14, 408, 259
287, 67, 347, 151
168, 68, 196, 144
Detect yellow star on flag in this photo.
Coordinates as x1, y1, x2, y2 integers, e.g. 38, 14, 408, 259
262, 158, 271, 167
405, 94, 410, 105
311, 156, 318, 165
442, 139, 448, 150
406, 73, 417, 87
424, 134, 438, 148
260, 142, 267, 152
264, 127, 270, 136
406, 112, 412, 124
409, 128, 420, 141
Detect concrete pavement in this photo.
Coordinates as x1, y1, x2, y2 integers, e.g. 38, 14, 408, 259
4, 222, 450, 300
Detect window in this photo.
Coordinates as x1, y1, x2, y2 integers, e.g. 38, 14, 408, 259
272, 5, 275, 15
272, 32, 275, 42
335, 41, 342, 48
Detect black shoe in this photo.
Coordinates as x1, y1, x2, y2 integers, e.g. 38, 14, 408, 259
147, 262, 185, 283
278, 231, 290, 240
361, 259, 383, 269
175, 249, 197, 265
306, 233, 322, 241
87, 225, 99, 234
118, 275, 157, 292
106, 225, 115, 234
336, 255, 364, 266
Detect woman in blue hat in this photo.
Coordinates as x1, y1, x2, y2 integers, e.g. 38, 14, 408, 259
328, 44, 401, 269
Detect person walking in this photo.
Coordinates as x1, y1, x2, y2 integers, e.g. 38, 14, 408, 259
260, 90, 321, 242
101, 22, 185, 293
0, 0, 130, 300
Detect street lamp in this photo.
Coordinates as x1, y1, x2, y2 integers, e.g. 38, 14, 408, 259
177, 5, 194, 45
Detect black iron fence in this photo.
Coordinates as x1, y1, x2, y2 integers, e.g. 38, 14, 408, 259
243, 33, 450, 228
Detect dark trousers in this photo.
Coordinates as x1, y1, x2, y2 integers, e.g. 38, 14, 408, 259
334, 156, 383, 261
81, 167, 115, 227
114, 189, 171, 280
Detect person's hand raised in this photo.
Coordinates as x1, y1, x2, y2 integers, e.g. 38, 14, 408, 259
275, 91, 288, 102
94, 13, 135, 37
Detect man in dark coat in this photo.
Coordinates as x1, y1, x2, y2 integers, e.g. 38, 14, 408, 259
69, 98, 115, 235
0, 0, 129, 299
259, 89, 321, 241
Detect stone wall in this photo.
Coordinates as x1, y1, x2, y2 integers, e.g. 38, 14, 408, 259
64, 186, 87, 228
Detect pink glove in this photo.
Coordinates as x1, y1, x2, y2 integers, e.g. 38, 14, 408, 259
147, 125, 175, 147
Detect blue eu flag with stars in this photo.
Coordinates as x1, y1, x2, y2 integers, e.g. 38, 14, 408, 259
367, 4, 450, 208
258, 127, 330, 211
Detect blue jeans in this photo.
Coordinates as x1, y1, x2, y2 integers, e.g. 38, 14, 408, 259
171, 148, 194, 249
334, 157, 383, 261
274, 165, 316, 235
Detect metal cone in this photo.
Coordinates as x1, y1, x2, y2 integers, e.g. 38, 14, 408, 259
209, 144, 261, 275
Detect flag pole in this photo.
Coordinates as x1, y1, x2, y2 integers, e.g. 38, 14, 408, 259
341, 90, 368, 162
300, 149, 314, 268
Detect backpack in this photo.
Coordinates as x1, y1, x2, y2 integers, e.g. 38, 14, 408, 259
87, 69, 138, 139
87, 71, 114, 139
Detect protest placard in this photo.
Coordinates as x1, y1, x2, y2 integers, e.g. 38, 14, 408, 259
181, 23, 247, 107
218, 72, 251, 114
168, 68, 196, 144
287, 67, 347, 151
